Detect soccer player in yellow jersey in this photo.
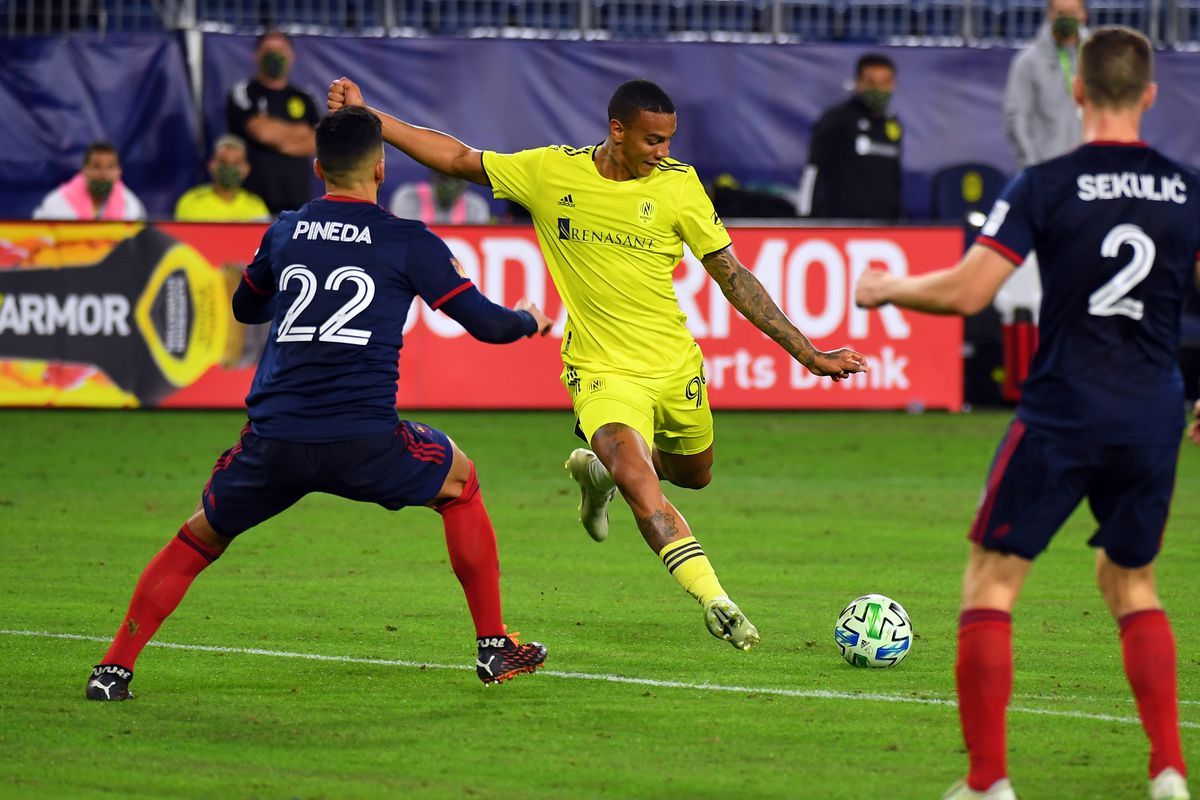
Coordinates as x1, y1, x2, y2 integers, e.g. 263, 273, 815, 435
328, 77, 868, 650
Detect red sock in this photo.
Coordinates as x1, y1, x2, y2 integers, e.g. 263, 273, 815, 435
437, 464, 504, 638
957, 608, 1013, 791
101, 524, 219, 670
1121, 609, 1186, 779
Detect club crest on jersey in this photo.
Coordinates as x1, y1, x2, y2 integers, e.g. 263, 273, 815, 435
292, 220, 373, 243
636, 198, 656, 225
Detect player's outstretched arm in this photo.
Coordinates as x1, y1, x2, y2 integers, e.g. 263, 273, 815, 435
855, 243, 1015, 316
702, 246, 867, 381
439, 287, 550, 343
328, 77, 488, 186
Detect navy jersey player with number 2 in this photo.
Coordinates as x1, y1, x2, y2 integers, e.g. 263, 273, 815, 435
857, 27, 1199, 800
87, 107, 553, 701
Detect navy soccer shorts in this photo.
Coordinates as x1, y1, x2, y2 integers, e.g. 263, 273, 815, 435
968, 419, 1180, 568
201, 420, 454, 538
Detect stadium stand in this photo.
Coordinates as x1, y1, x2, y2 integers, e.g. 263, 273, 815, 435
2, 0, 1196, 42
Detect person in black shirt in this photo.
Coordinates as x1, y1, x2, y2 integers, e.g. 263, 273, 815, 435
226, 31, 320, 214
798, 53, 903, 220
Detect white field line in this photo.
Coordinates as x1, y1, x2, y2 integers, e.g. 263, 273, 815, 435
6, 628, 1194, 729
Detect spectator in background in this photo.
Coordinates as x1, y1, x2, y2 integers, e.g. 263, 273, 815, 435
226, 31, 319, 214
998, 0, 1088, 391
33, 141, 146, 221
389, 171, 491, 224
1004, 0, 1088, 169
798, 53, 902, 220
174, 135, 271, 222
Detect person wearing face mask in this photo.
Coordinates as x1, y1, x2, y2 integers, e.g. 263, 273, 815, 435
33, 140, 146, 221
388, 170, 492, 224
174, 135, 271, 222
798, 53, 903, 220
226, 30, 320, 215
997, 0, 1088, 401
1004, 0, 1088, 170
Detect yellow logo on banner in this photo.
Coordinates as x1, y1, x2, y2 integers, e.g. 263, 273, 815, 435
134, 242, 230, 388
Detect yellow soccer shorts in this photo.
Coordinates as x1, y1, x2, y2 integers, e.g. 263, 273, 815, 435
561, 345, 713, 456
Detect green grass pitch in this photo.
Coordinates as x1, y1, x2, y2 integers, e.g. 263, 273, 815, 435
0, 409, 1196, 799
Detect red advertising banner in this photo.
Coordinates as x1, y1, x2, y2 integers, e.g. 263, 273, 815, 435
0, 222, 962, 410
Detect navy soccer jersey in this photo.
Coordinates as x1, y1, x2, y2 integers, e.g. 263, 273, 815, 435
241, 195, 472, 441
977, 142, 1200, 445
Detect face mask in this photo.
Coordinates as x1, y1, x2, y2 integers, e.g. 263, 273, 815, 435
260, 51, 288, 80
214, 164, 243, 190
87, 178, 114, 202
859, 90, 892, 115
434, 179, 463, 208
1052, 15, 1080, 40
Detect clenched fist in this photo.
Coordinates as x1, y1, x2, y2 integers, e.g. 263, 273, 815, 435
328, 77, 366, 112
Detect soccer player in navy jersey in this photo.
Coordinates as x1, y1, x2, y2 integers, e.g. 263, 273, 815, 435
86, 107, 553, 700
857, 27, 1198, 800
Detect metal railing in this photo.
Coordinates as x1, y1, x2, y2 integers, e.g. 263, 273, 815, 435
2, 0, 1196, 46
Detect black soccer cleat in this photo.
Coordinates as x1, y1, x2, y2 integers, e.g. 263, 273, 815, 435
86, 664, 134, 701
475, 634, 547, 685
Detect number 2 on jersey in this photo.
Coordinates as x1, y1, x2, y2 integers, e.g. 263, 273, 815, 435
1089, 224, 1156, 321
276, 264, 375, 345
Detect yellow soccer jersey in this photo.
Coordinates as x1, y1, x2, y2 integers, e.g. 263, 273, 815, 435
174, 185, 271, 222
483, 145, 731, 377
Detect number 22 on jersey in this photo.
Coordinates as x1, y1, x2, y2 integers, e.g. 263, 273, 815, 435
276, 264, 376, 345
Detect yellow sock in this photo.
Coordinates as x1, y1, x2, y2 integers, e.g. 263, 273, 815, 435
660, 536, 726, 606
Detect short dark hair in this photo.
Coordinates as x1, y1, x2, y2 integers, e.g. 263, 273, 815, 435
1047, 0, 1087, 12
607, 79, 675, 124
1080, 26, 1152, 109
255, 29, 291, 50
83, 140, 118, 165
315, 107, 383, 179
855, 53, 896, 77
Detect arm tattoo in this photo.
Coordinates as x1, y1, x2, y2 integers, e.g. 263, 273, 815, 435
701, 247, 817, 366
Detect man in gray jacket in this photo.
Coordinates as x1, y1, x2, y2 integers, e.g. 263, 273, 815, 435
1003, 0, 1088, 168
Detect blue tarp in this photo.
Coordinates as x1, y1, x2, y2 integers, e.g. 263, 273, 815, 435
0, 34, 199, 218
6, 33, 1200, 219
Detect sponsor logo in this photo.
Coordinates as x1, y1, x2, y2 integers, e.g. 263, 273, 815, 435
88, 680, 118, 699
855, 135, 900, 159
476, 655, 497, 676
588, 378, 605, 393
450, 257, 466, 278
92, 665, 132, 680
0, 292, 131, 337
981, 200, 1010, 238
885, 119, 902, 142
292, 220, 373, 243
556, 218, 655, 251
557, 194, 575, 208
477, 636, 508, 649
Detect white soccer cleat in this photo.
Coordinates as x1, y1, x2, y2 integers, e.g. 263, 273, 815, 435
941, 778, 1017, 800
704, 596, 760, 651
1151, 768, 1190, 800
564, 448, 617, 542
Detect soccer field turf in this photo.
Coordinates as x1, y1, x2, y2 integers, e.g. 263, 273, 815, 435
1, 409, 1196, 799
